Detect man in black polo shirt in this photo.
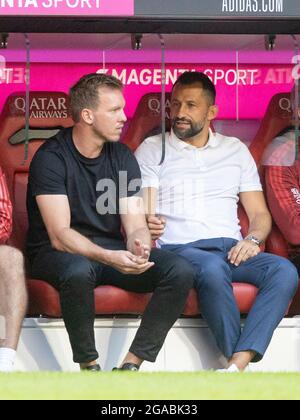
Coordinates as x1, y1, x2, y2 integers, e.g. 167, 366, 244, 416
26, 73, 195, 372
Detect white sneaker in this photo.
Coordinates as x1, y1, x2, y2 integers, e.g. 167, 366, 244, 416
0, 363, 14, 373
216, 364, 240, 373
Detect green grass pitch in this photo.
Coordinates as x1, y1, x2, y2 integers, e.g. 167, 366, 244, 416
1, 372, 300, 400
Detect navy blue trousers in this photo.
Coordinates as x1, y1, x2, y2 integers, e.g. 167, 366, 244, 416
162, 238, 299, 362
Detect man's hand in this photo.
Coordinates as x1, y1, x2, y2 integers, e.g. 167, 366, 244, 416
228, 240, 261, 267
107, 250, 155, 275
132, 239, 151, 261
147, 216, 166, 240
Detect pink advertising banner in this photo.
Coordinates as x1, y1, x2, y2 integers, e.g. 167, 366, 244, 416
0, 62, 295, 120
0, 0, 134, 16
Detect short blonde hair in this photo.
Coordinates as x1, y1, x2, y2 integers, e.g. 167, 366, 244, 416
70, 73, 123, 122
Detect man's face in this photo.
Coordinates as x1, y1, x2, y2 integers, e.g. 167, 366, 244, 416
89, 87, 127, 142
170, 84, 213, 141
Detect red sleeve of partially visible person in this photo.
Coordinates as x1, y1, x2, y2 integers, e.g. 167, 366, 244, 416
265, 163, 300, 246
0, 167, 12, 244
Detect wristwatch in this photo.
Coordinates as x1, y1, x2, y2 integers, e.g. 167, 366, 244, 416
245, 235, 263, 246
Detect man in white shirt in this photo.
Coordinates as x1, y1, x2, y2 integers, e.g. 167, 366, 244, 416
135, 71, 298, 372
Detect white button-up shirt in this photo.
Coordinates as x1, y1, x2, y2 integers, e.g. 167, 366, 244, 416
135, 129, 262, 246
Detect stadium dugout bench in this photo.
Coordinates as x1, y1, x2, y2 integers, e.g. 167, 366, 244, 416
0, 91, 260, 318
0, 91, 298, 371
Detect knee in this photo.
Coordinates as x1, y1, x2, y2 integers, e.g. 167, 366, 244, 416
195, 259, 231, 290
272, 258, 299, 297
0, 247, 25, 291
165, 256, 196, 291
0, 246, 24, 272
59, 257, 96, 290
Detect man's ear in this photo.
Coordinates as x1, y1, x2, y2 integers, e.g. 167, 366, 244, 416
81, 109, 94, 125
208, 105, 218, 122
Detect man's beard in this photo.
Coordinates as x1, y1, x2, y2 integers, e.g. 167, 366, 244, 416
172, 118, 205, 141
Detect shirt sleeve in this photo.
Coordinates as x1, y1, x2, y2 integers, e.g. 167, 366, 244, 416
0, 168, 12, 244
239, 144, 263, 192
265, 164, 300, 245
262, 131, 296, 167
29, 149, 67, 197
134, 140, 160, 189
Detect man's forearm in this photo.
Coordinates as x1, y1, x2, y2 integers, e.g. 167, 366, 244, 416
247, 212, 272, 242
127, 227, 152, 254
53, 227, 112, 265
142, 187, 158, 216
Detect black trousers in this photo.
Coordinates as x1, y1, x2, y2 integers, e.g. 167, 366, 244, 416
28, 247, 195, 364
295, 261, 300, 276
290, 254, 300, 276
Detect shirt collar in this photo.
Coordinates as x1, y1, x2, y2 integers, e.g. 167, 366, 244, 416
169, 128, 221, 151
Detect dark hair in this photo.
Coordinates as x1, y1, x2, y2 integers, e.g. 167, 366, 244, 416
173, 71, 216, 105
70, 73, 123, 122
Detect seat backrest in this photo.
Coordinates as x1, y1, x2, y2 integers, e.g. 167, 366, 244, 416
265, 224, 289, 258
0, 92, 73, 250
249, 92, 293, 166
123, 92, 171, 151
248, 92, 294, 256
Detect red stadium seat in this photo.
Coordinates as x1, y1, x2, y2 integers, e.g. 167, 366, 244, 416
249, 91, 300, 314
249, 92, 293, 166
0, 92, 74, 251
0, 92, 72, 316
123, 92, 171, 151
249, 91, 295, 258
249, 92, 292, 258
